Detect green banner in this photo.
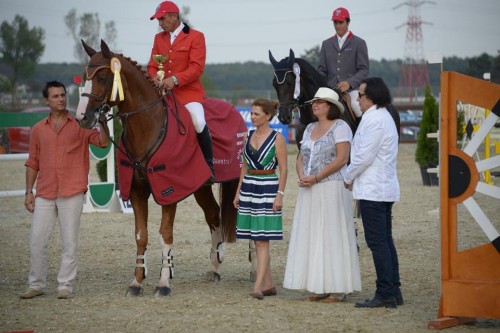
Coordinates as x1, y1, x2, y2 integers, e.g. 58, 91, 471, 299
89, 182, 115, 208
90, 142, 113, 160
0, 112, 49, 127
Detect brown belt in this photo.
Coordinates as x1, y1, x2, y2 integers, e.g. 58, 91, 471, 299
248, 169, 276, 175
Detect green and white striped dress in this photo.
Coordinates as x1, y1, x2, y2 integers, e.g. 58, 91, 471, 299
236, 130, 282, 240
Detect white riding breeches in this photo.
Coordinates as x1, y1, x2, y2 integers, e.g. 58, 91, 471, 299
348, 90, 362, 117
185, 102, 206, 133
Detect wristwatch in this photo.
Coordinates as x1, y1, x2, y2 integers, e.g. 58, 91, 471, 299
172, 75, 179, 86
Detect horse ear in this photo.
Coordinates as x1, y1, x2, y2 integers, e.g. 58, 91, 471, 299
81, 39, 96, 57
288, 49, 295, 65
100, 39, 114, 58
269, 50, 278, 68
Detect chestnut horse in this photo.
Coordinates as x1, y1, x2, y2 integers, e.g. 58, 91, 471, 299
76, 40, 241, 297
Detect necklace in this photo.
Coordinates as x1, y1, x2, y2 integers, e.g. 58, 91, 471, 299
253, 129, 270, 138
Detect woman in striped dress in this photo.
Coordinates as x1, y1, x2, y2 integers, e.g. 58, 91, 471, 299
233, 98, 288, 300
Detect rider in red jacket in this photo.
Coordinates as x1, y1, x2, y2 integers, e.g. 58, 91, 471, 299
147, 1, 214, 181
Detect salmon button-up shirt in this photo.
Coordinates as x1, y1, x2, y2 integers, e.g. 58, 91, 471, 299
25, 112, 105, 199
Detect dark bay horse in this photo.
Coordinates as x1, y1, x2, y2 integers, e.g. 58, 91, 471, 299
76, 40, 241, 297
269, 49, 360, 147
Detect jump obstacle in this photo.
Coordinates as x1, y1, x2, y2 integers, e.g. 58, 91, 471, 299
428, 72, 500, 330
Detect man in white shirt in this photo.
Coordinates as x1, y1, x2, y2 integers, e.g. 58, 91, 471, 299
343, 77, 402, 309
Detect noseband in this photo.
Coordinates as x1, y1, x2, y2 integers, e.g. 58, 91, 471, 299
273, 66, 308, 114
81, 63, 115, 125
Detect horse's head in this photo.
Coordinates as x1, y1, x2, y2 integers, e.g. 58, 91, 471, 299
76, 39, 120, 129
269, 49, 298, 125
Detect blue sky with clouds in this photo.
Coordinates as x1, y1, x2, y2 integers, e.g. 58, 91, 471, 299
1, 0, 499, 65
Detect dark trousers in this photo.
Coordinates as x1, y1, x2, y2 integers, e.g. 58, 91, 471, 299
359, 200, 401, 300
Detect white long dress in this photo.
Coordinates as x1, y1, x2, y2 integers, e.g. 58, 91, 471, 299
283, 120, 362, 294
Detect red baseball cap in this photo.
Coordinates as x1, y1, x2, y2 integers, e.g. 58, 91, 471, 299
150, 1, 180, 20
331, 7, 350, 21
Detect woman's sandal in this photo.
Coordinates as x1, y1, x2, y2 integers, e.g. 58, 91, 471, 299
262, 287, 277, 297
319, 294, 347, 303
250, 291, 264, 300
307, 293, 330, 302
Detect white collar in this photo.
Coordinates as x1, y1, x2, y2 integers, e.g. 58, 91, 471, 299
337, 31, 350, 48
171, 22, 185, 39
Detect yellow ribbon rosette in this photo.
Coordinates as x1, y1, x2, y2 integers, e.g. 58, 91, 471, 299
110, 57, 124, 102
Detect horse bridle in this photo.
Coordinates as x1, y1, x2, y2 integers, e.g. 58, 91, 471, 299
80, 63, 117, 127
81, 62, 185, 168
273, 68, 309, 113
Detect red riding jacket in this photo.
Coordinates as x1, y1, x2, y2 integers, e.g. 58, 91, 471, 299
147, 24, 206, 104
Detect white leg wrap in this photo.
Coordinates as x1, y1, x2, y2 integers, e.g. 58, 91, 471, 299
249, 240, 257, 273
135, 252, 148, 278
129, 278, 142, 287
210, 227, 224, 271
159, 235, 173, 287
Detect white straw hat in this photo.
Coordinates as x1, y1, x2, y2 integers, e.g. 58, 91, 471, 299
306, 87, 345, 113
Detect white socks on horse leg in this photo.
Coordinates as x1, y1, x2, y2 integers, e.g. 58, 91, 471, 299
159, 236, 173, 286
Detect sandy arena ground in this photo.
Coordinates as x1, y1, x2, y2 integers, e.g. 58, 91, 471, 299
0, 143, 499, 333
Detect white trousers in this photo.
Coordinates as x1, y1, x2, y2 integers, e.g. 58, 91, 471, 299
348, 90, 362, 117
28, 193, 84, 292
185, 101, 206, 133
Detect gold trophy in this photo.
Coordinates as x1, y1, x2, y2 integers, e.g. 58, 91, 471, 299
153, 54, 168, 94
153, 54, 168, 80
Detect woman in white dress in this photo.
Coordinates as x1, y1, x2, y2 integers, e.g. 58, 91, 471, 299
283, 87, 361, 302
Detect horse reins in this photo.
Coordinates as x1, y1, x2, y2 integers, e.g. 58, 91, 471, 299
273, 68, 358, 125
82, 61, 187, 170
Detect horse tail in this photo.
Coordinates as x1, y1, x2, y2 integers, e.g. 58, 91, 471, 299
219, 179, 238, 243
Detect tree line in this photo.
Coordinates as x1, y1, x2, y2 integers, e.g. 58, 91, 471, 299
2, 53, 498, 106
1, 14, 499, 109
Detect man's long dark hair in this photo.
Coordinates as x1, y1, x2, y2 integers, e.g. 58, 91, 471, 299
362, 77, 392, 108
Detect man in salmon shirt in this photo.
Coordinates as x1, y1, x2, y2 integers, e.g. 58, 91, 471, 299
147, 1, 214, 182
20, 81, 109, 300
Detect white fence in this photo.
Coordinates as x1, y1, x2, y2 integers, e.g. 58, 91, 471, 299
0, 153, 29, 198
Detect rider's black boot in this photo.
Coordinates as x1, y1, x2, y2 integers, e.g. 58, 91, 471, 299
197, 125, 215, 185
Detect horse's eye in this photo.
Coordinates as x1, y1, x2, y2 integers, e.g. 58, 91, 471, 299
97, 75, 108, 83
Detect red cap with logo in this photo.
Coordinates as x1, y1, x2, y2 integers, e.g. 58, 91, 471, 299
150, 1, 180, 20
331, 7, 350, 21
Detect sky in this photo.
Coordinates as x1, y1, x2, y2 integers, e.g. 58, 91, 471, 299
1, 0, 499, 65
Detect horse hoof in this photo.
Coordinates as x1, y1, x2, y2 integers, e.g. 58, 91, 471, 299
206, 271, 221, 282
249, 271, 257, 282
153, 286, 171, 297
126, 286, 143, 297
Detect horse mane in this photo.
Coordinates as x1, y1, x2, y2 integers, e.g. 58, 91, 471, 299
113, 53, 162, 95
294, 58, 327, 87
